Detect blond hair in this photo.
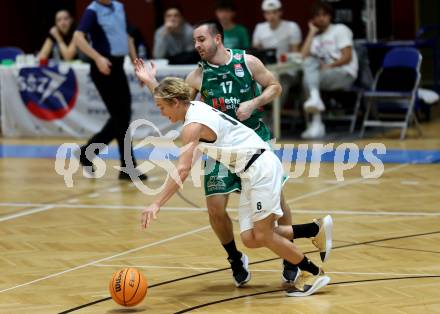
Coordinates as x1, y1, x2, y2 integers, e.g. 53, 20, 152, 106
153, 77, 191, 103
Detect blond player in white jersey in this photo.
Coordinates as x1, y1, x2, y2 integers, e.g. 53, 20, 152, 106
136, 68, 331, 296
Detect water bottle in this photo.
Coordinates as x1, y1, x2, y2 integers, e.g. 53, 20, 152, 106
52, 45, 61, 64
138, 44, 147, 60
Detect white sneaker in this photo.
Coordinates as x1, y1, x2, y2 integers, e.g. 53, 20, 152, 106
286, 269, 330, 297
301, 126, 313, 139
301, 121, 325, 139
304, 95, 325, 113
312, 215, 333, 263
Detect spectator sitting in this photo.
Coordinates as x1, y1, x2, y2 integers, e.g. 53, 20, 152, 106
38, 9, 78, 62
300, 2, 358, 139
252, 0, 302, 112
215, 0, 250, 50
153, 6, 196, 63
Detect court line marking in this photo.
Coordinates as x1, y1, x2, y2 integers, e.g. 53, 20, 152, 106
1, 202, 439, 217
289, 209, 440, 217
94, 264, 218, 271
0, 162, 431, 222
0, 205, 54, 222
0, 177, 140, 222
400, 180, 420, 185
0, 225, 211, 294
0, 162, 433, 292
286, 163, 409, 204
106, 187, 121, 193
92, 264, 440, 277
0, 172, 163, 222
60, 229, 440, 313
173, 276, 440, 313
360, 180, 381, 184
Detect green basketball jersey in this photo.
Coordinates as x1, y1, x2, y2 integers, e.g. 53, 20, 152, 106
199, 49, 266, 132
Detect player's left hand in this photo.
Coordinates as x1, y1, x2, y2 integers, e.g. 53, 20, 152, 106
141, 203, 160, 229
134, 58, 157, 85
236, 100, 256, 121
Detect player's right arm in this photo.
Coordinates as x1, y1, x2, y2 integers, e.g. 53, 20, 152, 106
141, 123, 202, 229
301, 21, 319, 58
236, 54, 282, 121
185, 67, 202, 100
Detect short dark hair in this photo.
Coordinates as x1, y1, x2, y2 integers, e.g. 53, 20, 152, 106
164, 5, 184, 16
193, 19, 224, 42
311, 1, 334, 18
215, 0, 236, 11
55, 9, 72, 16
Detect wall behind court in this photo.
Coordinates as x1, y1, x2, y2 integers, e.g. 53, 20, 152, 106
0, 0, 420, 54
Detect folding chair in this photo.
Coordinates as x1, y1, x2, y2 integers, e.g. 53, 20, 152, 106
360, 47, 422, 140
0, 46, 24, 62
321, 42, 373, 133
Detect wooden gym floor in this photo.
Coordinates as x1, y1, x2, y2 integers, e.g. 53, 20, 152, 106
0, 121, 439, 313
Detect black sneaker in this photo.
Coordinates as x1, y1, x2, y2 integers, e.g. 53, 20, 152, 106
282, 260, 301, 285
118, 169, 147, 181
228, 253, 251, 287
77, 147, 96, 176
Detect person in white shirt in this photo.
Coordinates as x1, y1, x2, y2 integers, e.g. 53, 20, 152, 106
133, 62, 332, 296
301, 2, 358, 139
252, 0, 302, 109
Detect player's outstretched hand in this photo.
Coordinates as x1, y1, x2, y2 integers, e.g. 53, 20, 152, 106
141, 203, 160, 229
134, 58, 157, 85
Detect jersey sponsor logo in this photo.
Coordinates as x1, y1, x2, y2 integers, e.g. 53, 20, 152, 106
18, 66, 78, 121
240, 84, 251, 94
233, 53, 243, 61
207, 77, 217, 82
216, 71, 230, 79
202, 89, 214, 98
234, 64, 244, 77
212, 97, 241, 111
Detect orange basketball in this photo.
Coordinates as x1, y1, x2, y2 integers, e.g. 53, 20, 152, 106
109, 267, 148, 307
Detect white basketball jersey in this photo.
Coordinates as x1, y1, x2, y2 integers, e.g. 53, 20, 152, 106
183, 101, 270, 173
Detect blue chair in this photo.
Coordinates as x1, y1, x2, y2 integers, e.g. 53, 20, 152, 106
0, 46, 24, 62
360, 47, 422, 140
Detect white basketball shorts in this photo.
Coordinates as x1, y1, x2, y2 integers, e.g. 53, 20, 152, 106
238, 150, 284, 233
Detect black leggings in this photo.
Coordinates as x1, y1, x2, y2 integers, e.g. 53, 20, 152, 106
85, 57, 134, 166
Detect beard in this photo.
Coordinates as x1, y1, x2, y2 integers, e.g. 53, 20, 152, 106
199, 43, 218, 61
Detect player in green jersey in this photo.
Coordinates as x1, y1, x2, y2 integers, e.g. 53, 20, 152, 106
134, 20, 332, 288
184, 20, 330, 287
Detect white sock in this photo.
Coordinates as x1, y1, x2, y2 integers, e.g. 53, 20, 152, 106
312, 113, 322, 124
310, 88, 321, 100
